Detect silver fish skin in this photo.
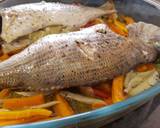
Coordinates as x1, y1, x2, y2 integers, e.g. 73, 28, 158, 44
127, 22, 160, 52
0, 23, 158, 91
0, 2, 115, 43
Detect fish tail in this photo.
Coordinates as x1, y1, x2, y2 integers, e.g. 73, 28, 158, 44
99, 1, 116, 14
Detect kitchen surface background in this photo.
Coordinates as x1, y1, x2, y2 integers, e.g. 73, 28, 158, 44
142, 105, 160, 128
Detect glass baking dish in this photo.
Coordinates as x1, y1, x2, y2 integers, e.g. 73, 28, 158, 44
0, 0, 160, 128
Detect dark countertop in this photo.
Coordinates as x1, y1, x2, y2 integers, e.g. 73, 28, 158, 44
142, 105, 160, 128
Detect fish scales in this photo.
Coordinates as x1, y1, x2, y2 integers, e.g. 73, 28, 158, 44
0, 24, 157, 91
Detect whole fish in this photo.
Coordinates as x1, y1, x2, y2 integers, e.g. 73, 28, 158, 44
0, 22, 159, 91
0, 2, 115, 43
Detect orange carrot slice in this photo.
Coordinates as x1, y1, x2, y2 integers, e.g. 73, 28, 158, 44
91, 102, 106, 109
54, 94, 74, 117
136, 64, 155, 72
3, 94, 45, 110
107, 21, 128, 37
112, 75, 125, 103
0, 116, 48, 126
0, 109, 52, 120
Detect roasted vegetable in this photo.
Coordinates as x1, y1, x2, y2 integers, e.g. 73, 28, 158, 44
67, 99, 91, 113
15, 91, 37, 97
114, 19, 128, 33
93, 88, 109, 99
79, 86, 110, 99
118, 15, 135, 25
60, 91, 106, 105
124, 71, 137, 89
54, 93, 74, 117
79, 86, 95, 97
106, 18, 128, 36
0, 116, 48, 126
91, 102, 107, 109
124, 70, 158, 92
68, 88, 109, 111
0, 109, 52, 120
125, 70, 159, 96
94, 82, 111, 94
112, 75, 125, 103
30, 101, 59, 109
135, 64, 155, 72
3, 94, 45, 110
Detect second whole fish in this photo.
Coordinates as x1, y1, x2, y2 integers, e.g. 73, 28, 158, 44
0, 23, 159, 91
0, 2, 115, 43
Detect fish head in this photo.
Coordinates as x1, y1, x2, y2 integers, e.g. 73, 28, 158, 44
127, 22, 160, 63
127, 22, 160, 53
127, 22, 160, 43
